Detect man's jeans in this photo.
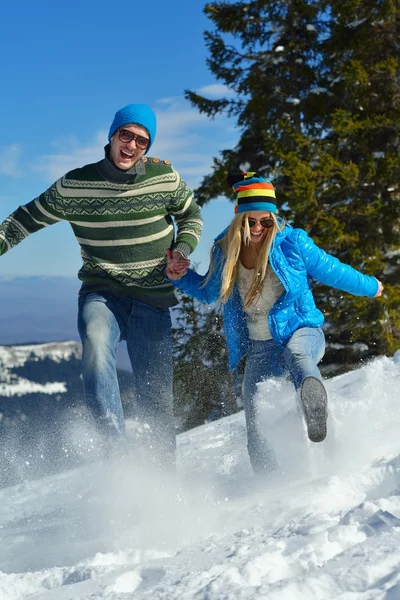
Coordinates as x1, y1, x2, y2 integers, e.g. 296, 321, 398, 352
77, 292, 174, 463
242, 327, 325, 474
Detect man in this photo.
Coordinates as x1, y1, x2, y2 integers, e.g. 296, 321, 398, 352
0, 103, 203, 466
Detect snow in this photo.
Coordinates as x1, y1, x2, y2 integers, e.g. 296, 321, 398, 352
0, 354, 400, 599
286, 98, 301, 106
309, 87, 329, 95
387, 249, 400, 259
0, 380, 66, 397
0, 342, 80, 397
0, 342, 81, 369
348, 18, 368, 29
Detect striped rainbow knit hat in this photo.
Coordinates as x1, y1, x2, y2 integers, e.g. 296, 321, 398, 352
227, 171, 277, 214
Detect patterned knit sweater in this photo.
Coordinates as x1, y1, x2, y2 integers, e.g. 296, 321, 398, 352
0, 151, 203, 307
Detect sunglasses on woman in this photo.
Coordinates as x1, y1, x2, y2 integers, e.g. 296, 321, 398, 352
245, 217, 275, 229
118, 128, 150, 150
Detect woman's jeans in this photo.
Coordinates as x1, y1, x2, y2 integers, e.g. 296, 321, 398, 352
242, 327, 325, 474
77, 292, 174, 464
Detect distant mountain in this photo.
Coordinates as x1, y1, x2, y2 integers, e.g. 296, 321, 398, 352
0, 276, 156, 371
0, 276, 81, 344
0, 341, 135, 488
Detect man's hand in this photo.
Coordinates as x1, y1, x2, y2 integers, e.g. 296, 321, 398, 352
374, 279, 384, 297
166, 249, 190, 280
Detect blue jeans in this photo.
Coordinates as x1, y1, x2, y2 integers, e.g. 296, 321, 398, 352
77, 293, 174, 463
242, 327, 325, 473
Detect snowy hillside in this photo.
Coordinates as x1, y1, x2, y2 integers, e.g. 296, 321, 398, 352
0, 353, 399, 599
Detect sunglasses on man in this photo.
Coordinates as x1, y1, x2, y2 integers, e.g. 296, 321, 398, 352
118, 128, 150, 150
245, 217, 275, 229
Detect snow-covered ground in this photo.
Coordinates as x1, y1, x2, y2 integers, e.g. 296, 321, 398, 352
1, 352, 400, 600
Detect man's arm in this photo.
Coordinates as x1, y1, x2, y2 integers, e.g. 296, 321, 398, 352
0, 181, 65, 256
167, 170, 203, 258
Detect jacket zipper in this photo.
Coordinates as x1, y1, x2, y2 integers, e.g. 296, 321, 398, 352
268, 252, 289, 346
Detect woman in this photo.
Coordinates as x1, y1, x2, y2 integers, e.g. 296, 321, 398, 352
166, 172, 384, 474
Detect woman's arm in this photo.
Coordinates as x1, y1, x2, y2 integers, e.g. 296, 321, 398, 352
296, 229, 382, 297
166, 245, 223, 304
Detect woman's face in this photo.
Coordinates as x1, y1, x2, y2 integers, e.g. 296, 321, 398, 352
243, 211, 274, 246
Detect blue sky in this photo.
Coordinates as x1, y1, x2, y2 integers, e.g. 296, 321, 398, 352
0, 0, 237, 276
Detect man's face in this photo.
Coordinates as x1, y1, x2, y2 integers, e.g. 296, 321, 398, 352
109, 123, 150, 170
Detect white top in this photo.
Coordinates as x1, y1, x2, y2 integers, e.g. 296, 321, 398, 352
237, 262, 284, 340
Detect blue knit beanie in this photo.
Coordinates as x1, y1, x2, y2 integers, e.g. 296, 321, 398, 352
108, 104, 157, 153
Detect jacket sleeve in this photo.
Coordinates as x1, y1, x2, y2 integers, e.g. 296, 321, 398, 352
296, 229, 379, 297
0, 180, 64, 257
167, 170, 203, 258
169, 245, 222, 304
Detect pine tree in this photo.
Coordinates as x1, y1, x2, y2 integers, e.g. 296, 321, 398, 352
186, 0, 325, 208
185, 0, 400, 371
172, 293, 237, 432
312, 0, 400, 365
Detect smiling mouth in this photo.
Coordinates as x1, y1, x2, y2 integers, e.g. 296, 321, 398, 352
120, 150, 134, 159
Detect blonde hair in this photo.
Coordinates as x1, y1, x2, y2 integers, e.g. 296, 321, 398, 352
204, 212, 283, 309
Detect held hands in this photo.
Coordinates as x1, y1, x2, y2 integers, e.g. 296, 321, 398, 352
374, 279, 384, 297
165, 248, 190, 280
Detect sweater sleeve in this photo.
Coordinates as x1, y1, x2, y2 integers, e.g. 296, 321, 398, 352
0, 180, 65, 256
297, 229, 379, 298
167, 170, 203, 257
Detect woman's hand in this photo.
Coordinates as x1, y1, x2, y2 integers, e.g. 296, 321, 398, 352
166, 249, 190, 280
374, 279, 384, 297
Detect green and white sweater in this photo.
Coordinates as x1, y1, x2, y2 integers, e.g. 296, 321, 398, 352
0, 151, 203, 307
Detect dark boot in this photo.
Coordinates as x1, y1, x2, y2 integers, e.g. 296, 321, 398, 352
300, 376, 328, 442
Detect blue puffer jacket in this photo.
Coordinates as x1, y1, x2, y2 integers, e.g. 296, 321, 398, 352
172, 223, 379, 371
